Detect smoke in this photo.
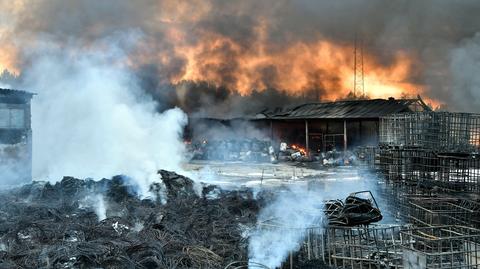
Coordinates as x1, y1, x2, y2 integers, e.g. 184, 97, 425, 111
248, 186, 324, 268
80, 193, 107, 221
449, 33, 480, 112
0, 144, 31, 186
1, 0, 480, 112
17, 33, 188, 195
188, 119, 269, 141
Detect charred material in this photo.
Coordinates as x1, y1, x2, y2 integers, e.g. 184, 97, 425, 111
0, 171, 259, 269
324, 191, 383, 226
189, 139, 273, 162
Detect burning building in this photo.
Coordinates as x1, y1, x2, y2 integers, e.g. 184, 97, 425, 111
0, 88, 34, 186
255, 96, 431, 154
188, 96, 431, 159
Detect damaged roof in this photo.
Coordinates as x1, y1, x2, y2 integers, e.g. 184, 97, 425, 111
254, 97, 431, 120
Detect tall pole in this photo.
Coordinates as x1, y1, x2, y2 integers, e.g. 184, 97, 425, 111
343, 120, 348, 152
353, 36, 357, 98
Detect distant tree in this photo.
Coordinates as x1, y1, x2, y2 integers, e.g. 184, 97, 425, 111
0, 69, 19, 87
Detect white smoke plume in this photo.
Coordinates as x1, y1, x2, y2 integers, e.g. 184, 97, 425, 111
248, 186, 324, 268
93, 194, 107, 221
20, 32, 188, 195
80, 193, 107, 221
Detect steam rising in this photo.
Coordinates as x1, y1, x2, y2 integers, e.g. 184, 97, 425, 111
19, 34, 188, 194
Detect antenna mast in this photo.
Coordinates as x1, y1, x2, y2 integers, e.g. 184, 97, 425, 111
353, 34, 365, 98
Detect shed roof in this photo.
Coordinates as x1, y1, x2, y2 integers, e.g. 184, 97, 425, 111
0, 88, 34, 97
0, 88, 35, 103
254, 97, 430, 120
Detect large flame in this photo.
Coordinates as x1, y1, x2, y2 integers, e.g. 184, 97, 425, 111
171, 35, 426, 100
0, 0, 440, 106
161, 22, 435, 104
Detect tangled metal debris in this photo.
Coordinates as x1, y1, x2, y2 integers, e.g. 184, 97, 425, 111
0, 170, 259, 269
324, 191, 383, 226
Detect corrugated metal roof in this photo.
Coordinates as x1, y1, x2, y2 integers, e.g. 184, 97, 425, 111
256, 98, 429, 120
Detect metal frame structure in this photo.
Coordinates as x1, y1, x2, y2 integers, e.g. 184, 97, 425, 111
380, 112, 480, 154
324, 225, 407, 269
403, 198, 480, 228
401, 225, 480, 268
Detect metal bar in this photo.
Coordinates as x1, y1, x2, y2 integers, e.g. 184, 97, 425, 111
305, 119, 309, 157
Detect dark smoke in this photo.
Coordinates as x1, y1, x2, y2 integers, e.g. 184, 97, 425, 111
3, 0, 480, 112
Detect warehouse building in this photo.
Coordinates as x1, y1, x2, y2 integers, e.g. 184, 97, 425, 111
188, 96, 431, 156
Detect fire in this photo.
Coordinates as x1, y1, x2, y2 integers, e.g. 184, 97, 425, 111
168, 28, 433, 103
290, 144, 307, 155
0, 1, 440, 106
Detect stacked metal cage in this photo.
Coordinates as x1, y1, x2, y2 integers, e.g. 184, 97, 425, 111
324, 225, 406, 269
376, 111, 480, 237
403, 197, 480, 228
276, 225, 409, 269
274, 224, 480, 269
380, 112, 480, 153
378, 112, 480, 194
401, 225, 480, 268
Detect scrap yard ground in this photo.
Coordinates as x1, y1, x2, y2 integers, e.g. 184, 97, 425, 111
185, 161, 399, 224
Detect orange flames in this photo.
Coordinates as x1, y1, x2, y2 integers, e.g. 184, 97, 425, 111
290, 144, 307, 155
0, 0, 440, 106
166, 26, 434, 104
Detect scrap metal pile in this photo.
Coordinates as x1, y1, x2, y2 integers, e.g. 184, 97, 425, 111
0, 170, 259, 269
324, 191, 383, 226
189, 139, 273, 162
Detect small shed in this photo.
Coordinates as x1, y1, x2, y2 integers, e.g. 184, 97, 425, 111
0, 88, 34, 185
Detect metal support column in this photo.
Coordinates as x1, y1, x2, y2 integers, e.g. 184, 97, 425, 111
270, 120, 273, 141
305, 120, 310, 157
343, 120, 348, 152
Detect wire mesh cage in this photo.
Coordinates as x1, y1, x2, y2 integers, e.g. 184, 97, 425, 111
403, 198, 480, 228
401, 225, 480, 269
380, 112, 480, 154
324, 224, 408, 269
380, 113, 434, 148
377, 147, 437, 183
376, 148, 480, 194
434, 153, 480, 193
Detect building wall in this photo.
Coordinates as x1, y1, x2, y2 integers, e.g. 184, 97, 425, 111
0, 96, 32, 186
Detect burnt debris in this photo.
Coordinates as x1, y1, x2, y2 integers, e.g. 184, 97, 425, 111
324, 191, 383, 226
189, 139, 273, 162
0, 171, 259, 269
